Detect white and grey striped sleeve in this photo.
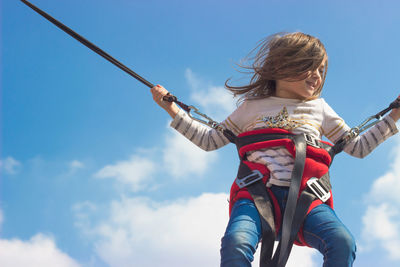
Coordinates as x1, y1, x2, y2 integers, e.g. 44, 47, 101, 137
343, 114, 398, 158
170, 109, 231, 151
322, 99, 398, 158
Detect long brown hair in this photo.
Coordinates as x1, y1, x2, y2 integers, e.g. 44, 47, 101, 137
226, 32, 328, 102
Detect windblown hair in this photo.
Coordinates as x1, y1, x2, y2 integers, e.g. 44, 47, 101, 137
226, 32, 328, 102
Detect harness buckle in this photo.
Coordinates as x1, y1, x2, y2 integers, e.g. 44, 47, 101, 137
306, 177, 331, 202
303, 134, 320, 148
236, 170, 264, 189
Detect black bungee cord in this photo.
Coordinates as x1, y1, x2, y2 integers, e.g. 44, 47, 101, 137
20, 0, 193, 111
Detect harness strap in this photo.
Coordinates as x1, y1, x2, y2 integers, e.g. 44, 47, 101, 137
222, 128, 238, 144
238, 161, 276, 265
277, 172, 331, 265
284, 173, 331, 257
235, 132, 332, 267
276, 134, 307, 267
235, 132, 332, 152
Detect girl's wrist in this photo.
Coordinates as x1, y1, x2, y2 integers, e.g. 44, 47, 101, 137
389, 110, 400, 122
165, 103, 180, 119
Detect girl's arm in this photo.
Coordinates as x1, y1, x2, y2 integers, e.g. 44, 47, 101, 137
322, 99, 399, 158
150, 85, 232, 151
389, 107, 400, 122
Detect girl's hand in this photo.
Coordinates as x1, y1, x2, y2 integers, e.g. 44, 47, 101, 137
150, 85, 180, 118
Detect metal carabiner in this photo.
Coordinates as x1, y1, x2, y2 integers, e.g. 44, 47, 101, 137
186, 105, 226, 132
332, 95, 399, 155
345, 115, 382, 141
356, 115, 382, 133
344, 95, 400, 143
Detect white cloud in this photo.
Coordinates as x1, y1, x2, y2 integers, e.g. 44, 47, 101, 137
1, 207, 79, 266
361, 136, 400, 260
0, 234, 81, 267
94, 155, 156, 192
0, 209, 3, 233
251, 243, 317, 267
72, 201, 98, 236
74, 193, 317, 267
0, 157, 21, 175
75, 193, 229, 267
69, 160, 85, 173
285, 245, 318, 267
94, 121, 219, 190
70, 160, 84, 169
185, 68, 236, 121
162, 128, 217, 178
93, 135, 216, 190
93, 69, 235, 189
362, 204, 400, 259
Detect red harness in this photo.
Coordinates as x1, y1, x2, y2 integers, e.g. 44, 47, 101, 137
229, 128, 334, 247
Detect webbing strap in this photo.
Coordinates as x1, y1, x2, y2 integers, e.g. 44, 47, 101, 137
277, 172, 331, 265
285, 173, 331, 254
223, 128, 238, 144
239, 162, 276, 266
235, 133, 332, 151
276, 134, 307, 267
248, 181, 276, 265
163, 93, 191, 113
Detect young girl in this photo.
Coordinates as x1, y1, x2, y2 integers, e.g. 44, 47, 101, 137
150, 32, 400, 267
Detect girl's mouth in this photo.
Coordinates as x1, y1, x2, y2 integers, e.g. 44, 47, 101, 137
306, 81, 317, 89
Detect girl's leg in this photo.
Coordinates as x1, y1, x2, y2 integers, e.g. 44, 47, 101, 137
302, 204, 357, 267
220, 198, 262, 267
269, 185, 356, 266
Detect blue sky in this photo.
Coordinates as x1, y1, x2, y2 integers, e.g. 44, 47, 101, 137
2, 0, 400, 266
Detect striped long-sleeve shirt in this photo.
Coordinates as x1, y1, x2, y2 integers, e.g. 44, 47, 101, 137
170, 96, 398, 187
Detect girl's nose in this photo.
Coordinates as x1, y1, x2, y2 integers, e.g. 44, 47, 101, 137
312, 69, 321, 79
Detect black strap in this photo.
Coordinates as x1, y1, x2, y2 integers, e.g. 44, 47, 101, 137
249, 181, 276, 265
238, 162, 276, 266
277, 172, 331, 265
236, 132, 331, 151
162, 93, 192, 113
235, 133, 332, 267
21, 0, 155, 89
223, 128, 238, 144
276, 134, 307, 267
236, 133, 296, 149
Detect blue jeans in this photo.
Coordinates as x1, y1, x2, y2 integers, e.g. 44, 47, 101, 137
220, 186, 356, 267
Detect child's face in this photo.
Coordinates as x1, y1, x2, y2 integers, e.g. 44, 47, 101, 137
275, 62, 325, 100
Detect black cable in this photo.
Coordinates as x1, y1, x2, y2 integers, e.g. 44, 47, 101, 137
21, 0, 154, 88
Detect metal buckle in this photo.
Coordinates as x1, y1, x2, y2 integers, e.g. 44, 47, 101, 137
306, 177, 331, 202
304, 134, 320, 148
236, 170, 264, 189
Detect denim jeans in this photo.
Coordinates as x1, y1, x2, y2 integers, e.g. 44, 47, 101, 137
220, 186, 356, 267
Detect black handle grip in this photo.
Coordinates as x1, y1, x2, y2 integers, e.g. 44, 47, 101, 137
389, 95, 400, 109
